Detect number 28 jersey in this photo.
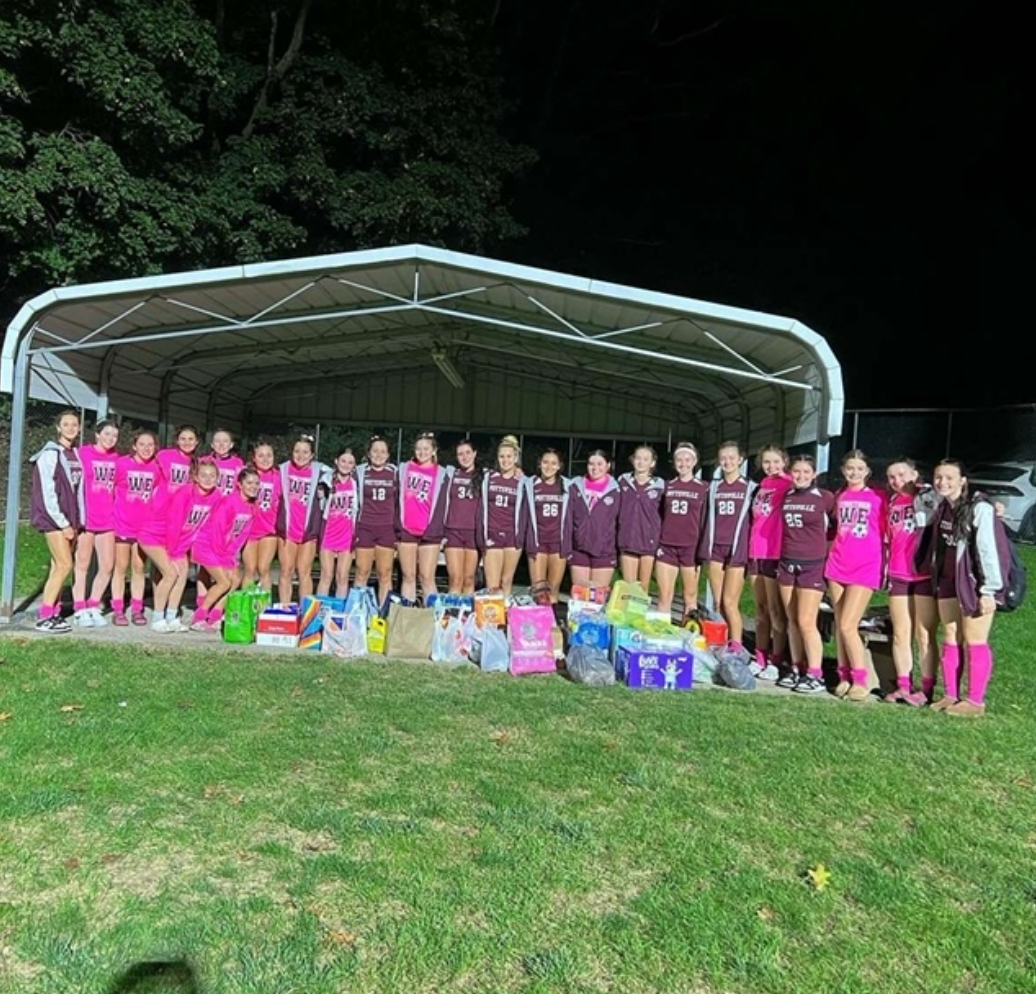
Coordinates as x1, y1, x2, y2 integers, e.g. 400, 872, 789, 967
779, 486, 836, 561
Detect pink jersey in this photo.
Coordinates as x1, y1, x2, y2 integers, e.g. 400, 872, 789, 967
193, 491, 255, 569
750, 473, 793, 560
113, 455, 161, 540
401, 460, 439, 537
282, 461, 324, 544
825, 486, 887, 589
780, 487, 836, 561
210, 453, 244, 497
157, 448, 194, 494
887, 491, 931, 582
77, 444, 118, 532
659, 477, 708, 548
250, 467, 281, 540
138, 483, 220, 557
322, 477, 357, 553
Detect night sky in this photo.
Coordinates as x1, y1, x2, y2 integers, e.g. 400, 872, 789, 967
494, 1, 1028, 410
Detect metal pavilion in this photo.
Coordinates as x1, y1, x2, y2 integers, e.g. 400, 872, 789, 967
1, 244, 844, 619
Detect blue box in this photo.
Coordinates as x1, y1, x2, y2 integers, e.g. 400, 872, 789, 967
299, 595, 347, 651
616, 646, 693, 690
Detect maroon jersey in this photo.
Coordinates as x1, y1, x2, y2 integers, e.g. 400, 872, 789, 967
659, 478, 708, 547
445, 467, 479, 530
779, 486, 836, 561
938, 510, 956, 581
358, 464, 397, 527
487, 473, 521, 534
710, 478, 752, 546
532, 478, 566, 545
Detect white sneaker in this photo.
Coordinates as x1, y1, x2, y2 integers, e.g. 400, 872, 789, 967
89, 608, 108, 627
74, 610, 96, 628
757, 664, 781, 681
151, 619, 170, 634
165, 618, 188, 633
748, 659, 763, 677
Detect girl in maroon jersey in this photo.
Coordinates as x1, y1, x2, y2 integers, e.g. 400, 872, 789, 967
242, 440, 281, 592
522, 448, 572, 603
397, 432, 448, 603
921, 459, 1002, 716
443, 440, 481, 594
700, 440, 755, 648
748, 444, 794, 680
776, 454, 836, 694
353, 435, 398, 606
480, 435, 525, 595
883, 458, 939, 706
568, 450, 620, 588
654, 442, 708, 619
617, 445, 665, 588
276, 435, 331, 605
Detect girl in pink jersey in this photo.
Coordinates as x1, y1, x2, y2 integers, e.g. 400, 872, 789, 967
139, 460, 221, 632
156, 425, 200, 495
748, 445, 794, 681
190, 467, 259, 631
776, 455, 837, 694
71, 419, 120, 628
242, 440, 282, 592
276, 435, 331, 605
111, 430, 160, 626
654, 442, 708, 618
825, 449, 888, 702
397, 432, 448, 604
522, 449, 572, 603
701, 441, 755, 649
480, 435, 525, 595
208, 429, 245, 498
568, 450, 620, 588
883, 458, 939, 706
318, 449, 358, 598
353, 435, 398, 607
443, 440, 481, 594
29, 410, 82, 634
617, 446, 665, 588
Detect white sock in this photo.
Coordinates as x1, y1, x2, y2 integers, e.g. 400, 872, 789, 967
166, 608, 178, 622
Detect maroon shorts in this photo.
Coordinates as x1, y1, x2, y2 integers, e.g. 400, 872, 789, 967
620, 547, 657, 559
532, 541, 563, 557
354, 522, 397, 549
936, 573, 957, 600
115, 534, 137, 544
778, 559, 826, 591
656, 544, 698, 568
889, 577, 933, 597
397, 528, 441, 547
708, 543, 747, 569
570, 550, 617, 570
443, 528, 478, 551
484, 529, 519, 550
750, 558, 779, 579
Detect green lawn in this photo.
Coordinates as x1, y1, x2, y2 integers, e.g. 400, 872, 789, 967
1, 548, 1034, 993
0, 525, 50, 601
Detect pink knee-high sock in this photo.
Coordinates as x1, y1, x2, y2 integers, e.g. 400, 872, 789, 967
209, 607, 224, 625
941, 643, 961, 699
86, 598, 101, 610
965, 643, 994, 706
39, 603, 55, 620
131, 598, 144, 615
850, 667, 868, 687
897, 675, 912, 693
112, 598, 125, 615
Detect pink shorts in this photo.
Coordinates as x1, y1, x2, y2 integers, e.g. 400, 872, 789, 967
889, 577, 933, 597
354, 522, 397, 549
656, 544, 697, 568
444, 528, 478, 551
570, 550, 617, 570
778, 559, 826, 591
750, 558, 779, 579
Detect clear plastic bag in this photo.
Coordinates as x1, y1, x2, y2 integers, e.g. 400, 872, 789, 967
479, 624, 510, 672
715, 648, 756, 691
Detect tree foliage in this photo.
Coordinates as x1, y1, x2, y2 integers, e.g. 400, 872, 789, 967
0, 0, 533, 300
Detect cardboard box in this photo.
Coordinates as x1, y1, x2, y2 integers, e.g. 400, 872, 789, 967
569, 584, 609, 605
616, 646, 693, 690
474, 591, 507, 629
256, 605, 300, 647
255, 632, 300, 649
298, 595, 347, 651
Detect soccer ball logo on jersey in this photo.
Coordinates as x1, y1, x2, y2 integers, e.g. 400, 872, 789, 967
755, 489, 774, 517
407, 474, 432, 505
231, 513, 251, 540
127, 471, 155, 500
331, 490, 355, 518
840, 502, 871, 538
257, 482, 274, 512
288, 475, 312, 502
890, 505, 916, 535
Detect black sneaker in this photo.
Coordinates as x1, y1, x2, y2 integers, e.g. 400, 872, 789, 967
793, 675, 826, 694
34, 615, 71, 634
775, 670, 799, 690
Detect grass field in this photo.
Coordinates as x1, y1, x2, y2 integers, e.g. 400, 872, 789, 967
1, 547, 1034, 993
0, 525, 50, 601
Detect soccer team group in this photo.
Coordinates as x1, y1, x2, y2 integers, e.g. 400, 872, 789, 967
29, 410, 1005, 714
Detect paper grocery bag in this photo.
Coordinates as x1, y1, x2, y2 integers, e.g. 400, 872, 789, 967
385, 602, 435, 660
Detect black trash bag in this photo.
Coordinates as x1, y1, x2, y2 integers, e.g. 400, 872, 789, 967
566, 644, 615, 686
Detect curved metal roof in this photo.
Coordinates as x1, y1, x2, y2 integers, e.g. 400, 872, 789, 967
2, 244, 843, 451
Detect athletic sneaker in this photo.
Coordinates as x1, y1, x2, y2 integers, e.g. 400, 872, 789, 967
748, 660, 763, 677
846, 684, 871, 703
188, 620, 209, 633
151, 619, 170, 634
901, 690, 929, 708
756, 663, 781, 681
775, 670, 800, 690
833, 680, 851, 699
73, 610, 95, 628
35, 615, 71, 634
89, 608, 109, 627
793, 675, 826, 694
112, 612, 129, 627
164, 618, 188, 633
